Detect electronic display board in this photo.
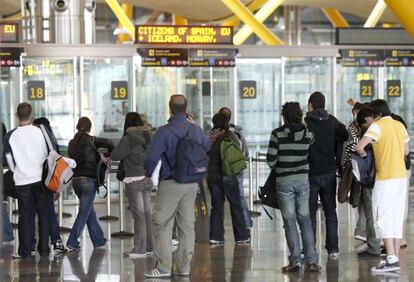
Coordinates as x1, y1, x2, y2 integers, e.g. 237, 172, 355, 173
136, 25, 233, 45
138, 48, 189, 67
0, 47, 23, 67
189, 49, 236, 67
339, 49, 384, 67
385, 50, 414, 67
0, 23, 19, 43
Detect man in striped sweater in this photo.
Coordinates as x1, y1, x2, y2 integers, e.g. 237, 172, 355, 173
266, 102, 320, 273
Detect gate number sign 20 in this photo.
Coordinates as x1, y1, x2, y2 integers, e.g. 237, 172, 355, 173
27, 80, 45, 100
111, 81, 128, 100
239, 80, 257, 99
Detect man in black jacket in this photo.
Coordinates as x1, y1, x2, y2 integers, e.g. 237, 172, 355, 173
305, 92, 348, 259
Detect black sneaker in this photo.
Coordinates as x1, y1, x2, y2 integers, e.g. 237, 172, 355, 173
235, 238, 251, 245
53, 240, 67, 255
371, 260, 400, 273
306, 263, 321, 272
357, 251, 380, 258
282, 263, 301, 273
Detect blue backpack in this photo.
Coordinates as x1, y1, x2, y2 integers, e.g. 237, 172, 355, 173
168, 125, 208, 183
350, 146, 375, 188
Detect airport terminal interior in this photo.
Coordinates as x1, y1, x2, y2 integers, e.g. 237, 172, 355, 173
1, 0, 414, 281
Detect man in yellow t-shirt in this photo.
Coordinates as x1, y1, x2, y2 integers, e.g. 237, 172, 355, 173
356, 99, 409, 273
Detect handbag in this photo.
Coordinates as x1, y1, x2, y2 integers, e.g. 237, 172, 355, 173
3, 170, 18, 199
258, 169, 279, 219
116, 160, 125, 181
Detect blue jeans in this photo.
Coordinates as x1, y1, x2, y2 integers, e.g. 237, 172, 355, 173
277, 180, 318, 265
236, 172, 252, 228
309, 172, 339, 254
208, 176, 249, 242
2, 203, 14, 242
67, 177, 106, 248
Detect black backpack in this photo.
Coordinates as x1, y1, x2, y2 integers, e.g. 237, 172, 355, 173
167, 125, 208, 183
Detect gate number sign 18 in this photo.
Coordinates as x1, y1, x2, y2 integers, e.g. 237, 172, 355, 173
27, 80, 45, 100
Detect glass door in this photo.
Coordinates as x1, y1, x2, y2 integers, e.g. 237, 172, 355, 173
22, 57, 76, 146
336, 66, 379, 125
0, 67, 20, 131
385, 67, 414, 142
284, 57, 333, 114
237, 58, 282, 152
81, 57, 132, 146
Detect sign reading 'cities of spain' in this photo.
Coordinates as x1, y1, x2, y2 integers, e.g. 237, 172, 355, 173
135, 25, 233, 45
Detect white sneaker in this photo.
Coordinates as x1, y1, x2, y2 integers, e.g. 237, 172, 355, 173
144, 268, 171, 278
172, 239, 179, 246
127, 252, 146, 259
145, 251, 154, 256
328, 252, 340, 259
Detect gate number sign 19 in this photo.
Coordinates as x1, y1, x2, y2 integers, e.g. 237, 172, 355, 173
111, 81, 128, 100
27, 80, 45, 100
239, 80, 257, 99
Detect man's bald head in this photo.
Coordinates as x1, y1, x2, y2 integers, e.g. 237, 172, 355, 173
169, 94, 187, 115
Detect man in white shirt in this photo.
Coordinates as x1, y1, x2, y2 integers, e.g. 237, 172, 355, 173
4, 102, 51, 259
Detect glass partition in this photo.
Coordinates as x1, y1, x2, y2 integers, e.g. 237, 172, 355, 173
336, 66, 379, 125
136, 67, 177, 129
385, 67, 414, 143
0, 67, 20, 130
22, 58, 75, 146
237, 59, 282, 152
81, 57, 132, 146
284, 57, 333, 114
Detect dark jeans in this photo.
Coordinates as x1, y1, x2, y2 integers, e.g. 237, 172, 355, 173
16, 181, 52, 257
236, 172, 252, 228
277, 180, 318, 264
48, 196, 61, 245
2, 202, 14, 242
30, 192, 61, 246
309, 172, 339, 254
67, 177, 106, 249
208, 176, 249, 242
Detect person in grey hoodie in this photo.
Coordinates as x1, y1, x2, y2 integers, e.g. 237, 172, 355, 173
111, 112, 153, 258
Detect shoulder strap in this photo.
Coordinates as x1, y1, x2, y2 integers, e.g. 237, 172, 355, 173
39, 124, 53, 152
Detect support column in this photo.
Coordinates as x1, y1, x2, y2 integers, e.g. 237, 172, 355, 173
384, 0, 414, 38
321, 7, 349, 28
222, 0, 283, 45
233, 0, 284, 45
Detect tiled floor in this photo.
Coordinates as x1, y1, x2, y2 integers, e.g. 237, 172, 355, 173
1, 191, 414, 281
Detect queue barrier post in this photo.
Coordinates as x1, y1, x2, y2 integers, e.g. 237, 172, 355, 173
99, 165, 119, 221
253, 151, 262, 205
58, 195, 72, 233
248, 155, 261, 217
111, 179, 133, 238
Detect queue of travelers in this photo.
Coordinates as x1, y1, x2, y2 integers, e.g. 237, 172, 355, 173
1, 91, 410, 277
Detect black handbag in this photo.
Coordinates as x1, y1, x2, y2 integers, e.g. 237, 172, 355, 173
258, 169, 278, 218
116, 160, 125, 182
3, 170, 18, 199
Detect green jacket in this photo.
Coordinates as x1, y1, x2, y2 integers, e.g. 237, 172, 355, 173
111, 126, 152, 177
